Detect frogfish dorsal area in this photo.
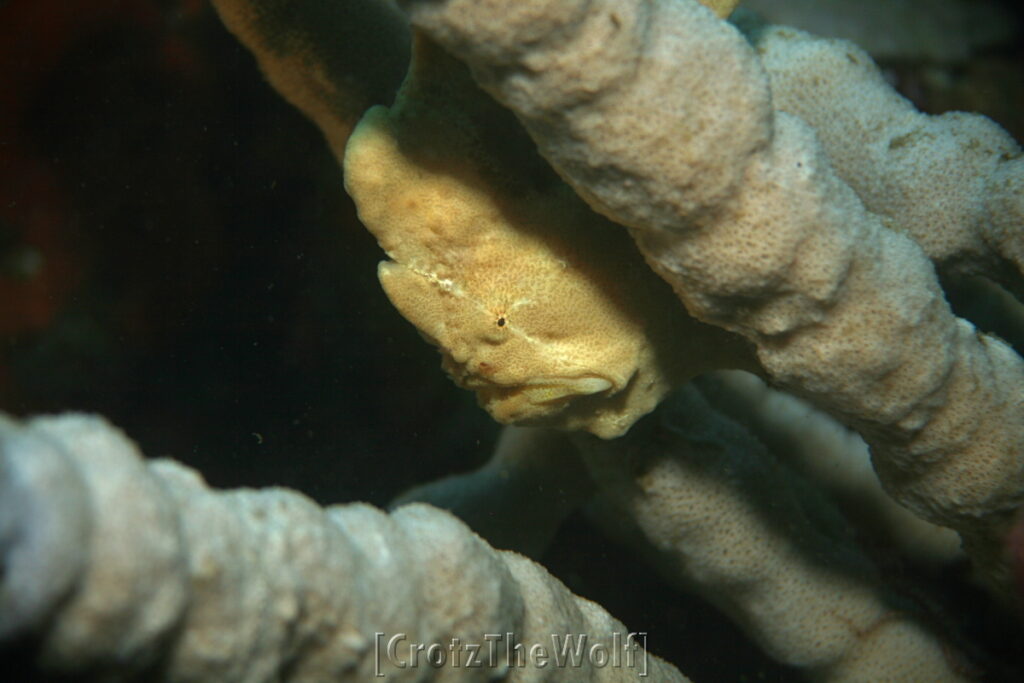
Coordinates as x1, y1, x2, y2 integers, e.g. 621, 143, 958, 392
343, 36, 747, 438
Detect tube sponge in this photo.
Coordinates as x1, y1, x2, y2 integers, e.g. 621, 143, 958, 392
0, 412, 686, 681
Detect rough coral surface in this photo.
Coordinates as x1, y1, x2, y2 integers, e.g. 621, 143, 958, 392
574, 386, 970, 681
398, 0, 1024, 600
401, 386, 973, 681
0, 413, 686, 681
752, 25, 1024, 292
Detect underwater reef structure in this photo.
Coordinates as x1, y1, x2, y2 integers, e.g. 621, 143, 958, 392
2, 0, 1023, 680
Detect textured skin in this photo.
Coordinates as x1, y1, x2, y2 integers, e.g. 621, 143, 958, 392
344, 39, 753, 437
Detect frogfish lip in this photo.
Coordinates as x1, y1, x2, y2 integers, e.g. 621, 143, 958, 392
464, 373, 614, 403
441, 353, 615, 403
